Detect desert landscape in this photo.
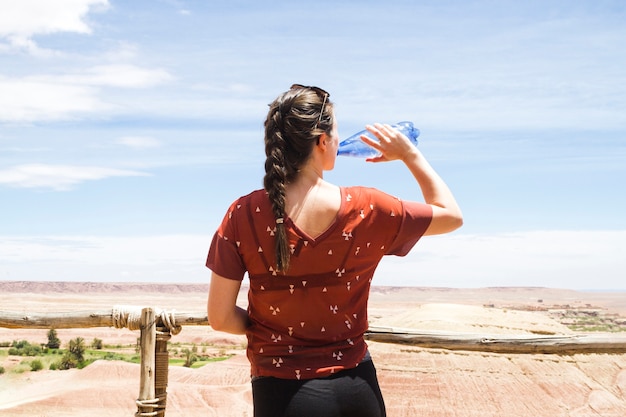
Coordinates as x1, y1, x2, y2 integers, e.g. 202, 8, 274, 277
1, 281, 625, 417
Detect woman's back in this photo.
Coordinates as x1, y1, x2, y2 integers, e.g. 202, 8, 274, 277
284, 179, 341, 240
210, 185, 432, 379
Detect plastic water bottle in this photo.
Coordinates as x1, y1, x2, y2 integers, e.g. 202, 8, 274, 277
337, 121, 420, 157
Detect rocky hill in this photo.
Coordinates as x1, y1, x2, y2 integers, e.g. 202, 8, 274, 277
0, 280, 209, 294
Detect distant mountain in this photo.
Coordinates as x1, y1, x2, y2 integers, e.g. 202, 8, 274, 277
0, 280, 210, 294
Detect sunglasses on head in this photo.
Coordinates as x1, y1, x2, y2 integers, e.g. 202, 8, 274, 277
290, 84, 329, 127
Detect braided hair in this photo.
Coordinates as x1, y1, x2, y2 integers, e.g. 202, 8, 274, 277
263, 85, 333, 272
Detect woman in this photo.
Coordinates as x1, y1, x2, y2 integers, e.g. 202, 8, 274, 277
206, 84, 462, 417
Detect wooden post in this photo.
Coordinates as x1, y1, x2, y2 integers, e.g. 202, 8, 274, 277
136, 308, 157, 417
155, 326, 172, 417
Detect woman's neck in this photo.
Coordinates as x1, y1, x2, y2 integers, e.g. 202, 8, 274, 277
287, 164, 324, 193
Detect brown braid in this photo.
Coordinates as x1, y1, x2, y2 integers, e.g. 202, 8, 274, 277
263, 85, 333, 272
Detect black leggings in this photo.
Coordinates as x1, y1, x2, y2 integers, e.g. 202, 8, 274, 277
251, 359, 386, 417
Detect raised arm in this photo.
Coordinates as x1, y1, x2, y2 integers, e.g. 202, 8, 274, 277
360, 123, 463, 235
207, 272, 250, 334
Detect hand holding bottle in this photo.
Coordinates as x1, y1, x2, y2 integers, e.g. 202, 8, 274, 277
337, 121, 419, 159
358, 123, 420, 163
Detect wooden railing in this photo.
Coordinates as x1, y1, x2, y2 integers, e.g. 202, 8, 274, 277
2, 306, 626, 416
365, 326, 626, 354
1, 305, 204, 417
0, 306, 207, 330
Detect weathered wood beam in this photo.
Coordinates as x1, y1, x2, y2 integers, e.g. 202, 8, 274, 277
0, 309, 208, 329
365, 326, 626, 354
3, 310, 626, 354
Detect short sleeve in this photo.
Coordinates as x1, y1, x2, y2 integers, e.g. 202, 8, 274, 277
205, 201, 247, 281
386, 200, 433, 256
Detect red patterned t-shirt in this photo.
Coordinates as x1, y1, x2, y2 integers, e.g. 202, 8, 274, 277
206, 186, 432, 379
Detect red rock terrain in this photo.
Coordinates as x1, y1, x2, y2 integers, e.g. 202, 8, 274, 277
1, 282, 625, 416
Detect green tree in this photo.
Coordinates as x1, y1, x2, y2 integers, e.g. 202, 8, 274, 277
59, 351, 78, 370
68, 337, 85, 362
46, 329, 61, 349
30, 359, 44, 372
91, 338, 103, 350
182, 348, 198, 368
57, 337, 86, 370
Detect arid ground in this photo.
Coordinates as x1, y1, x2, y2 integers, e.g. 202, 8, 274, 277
1, 282, 625, 416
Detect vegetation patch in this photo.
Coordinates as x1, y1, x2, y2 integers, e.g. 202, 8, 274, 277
558, 312, 626, 333
1, 328, 239, 377
503, 304, 626, 333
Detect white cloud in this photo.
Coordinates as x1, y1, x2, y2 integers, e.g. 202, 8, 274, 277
71, 64, 173, 88
0, 235, 207, 265
0, 164, 150, 191
115, 136, 162, 149
0, 234, 211, 282
0, 76, 103, 122
99, 42, 140, 61
0, 0, 109, 54
0, 64, 172, 122
0, 231, 624, 289
1, 35, 60, 57
375, 230, 626, 290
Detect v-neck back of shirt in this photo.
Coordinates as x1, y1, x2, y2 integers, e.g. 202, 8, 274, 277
285, 186, 344, 243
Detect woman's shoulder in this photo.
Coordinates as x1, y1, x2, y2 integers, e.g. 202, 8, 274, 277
221, 189, 269, 217
341, 185, 401, 204
230, 189, 268, 205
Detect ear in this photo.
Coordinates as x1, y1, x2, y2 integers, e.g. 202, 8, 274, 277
317, 133, 329, 150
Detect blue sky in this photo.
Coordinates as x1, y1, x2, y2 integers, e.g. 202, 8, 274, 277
1, 0, 625, 289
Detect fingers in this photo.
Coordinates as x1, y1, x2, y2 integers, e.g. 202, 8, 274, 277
365, 155, 388, 163
365, 123, 392, 141
362, 124, 390, 163
367, 123, 402, 146
361, 123, 412, 163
